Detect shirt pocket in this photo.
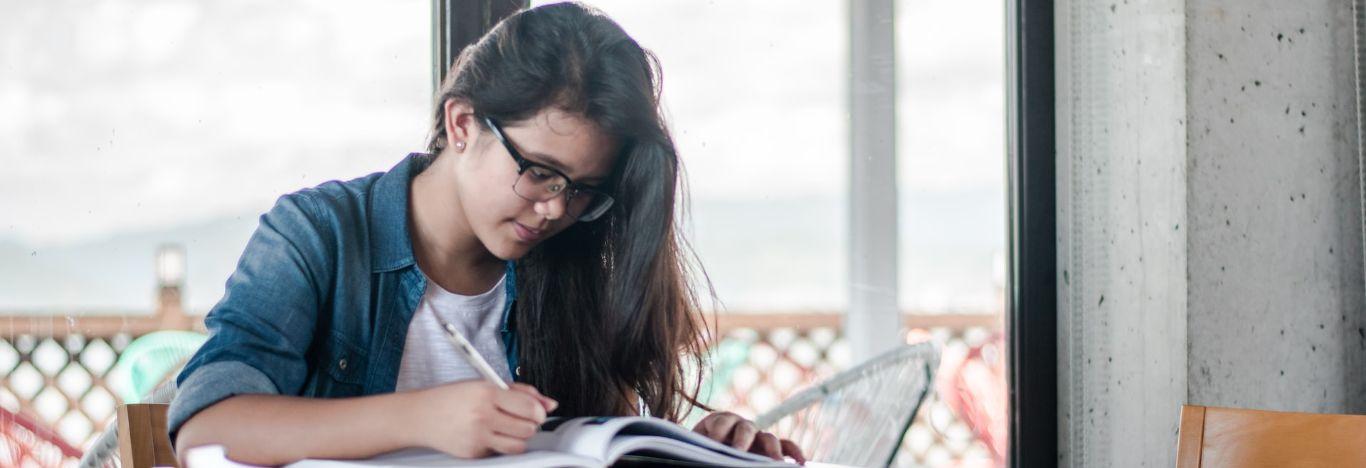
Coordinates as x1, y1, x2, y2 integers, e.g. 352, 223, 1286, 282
322, 331, 369, 395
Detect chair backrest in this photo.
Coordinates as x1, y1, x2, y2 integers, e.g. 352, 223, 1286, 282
755, 341, 939, 467
116, 403, 177, 468
1176, 404, 1366, 468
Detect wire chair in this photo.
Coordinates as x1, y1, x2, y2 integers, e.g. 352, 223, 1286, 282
755, 341, 940, 468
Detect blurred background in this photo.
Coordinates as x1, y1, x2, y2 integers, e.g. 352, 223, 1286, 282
0, 1, 1006, 466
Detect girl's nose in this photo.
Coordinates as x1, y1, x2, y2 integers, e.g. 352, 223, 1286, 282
535, 195, 567, 221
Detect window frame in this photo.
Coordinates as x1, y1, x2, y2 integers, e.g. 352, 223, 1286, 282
1005, 0, 1058, 466
432, 0, 527, 88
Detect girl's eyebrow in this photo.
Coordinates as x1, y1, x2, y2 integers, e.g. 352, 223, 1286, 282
524, 151, 608, 185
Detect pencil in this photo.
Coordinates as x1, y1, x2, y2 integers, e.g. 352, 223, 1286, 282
437, 319, 511, 390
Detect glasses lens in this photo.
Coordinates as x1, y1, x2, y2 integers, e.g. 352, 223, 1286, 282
514, 167, 568, 201
513, 168, 614, 222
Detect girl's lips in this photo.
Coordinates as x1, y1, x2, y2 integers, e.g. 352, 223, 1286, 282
513, 222, 543, 242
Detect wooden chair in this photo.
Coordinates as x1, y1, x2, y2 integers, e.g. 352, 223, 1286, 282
1177, 404, 1366, 468
81, 363, 184, 467
115, 403, 177, 468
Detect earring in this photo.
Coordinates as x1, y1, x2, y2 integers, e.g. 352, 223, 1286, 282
454, 141, 466, 151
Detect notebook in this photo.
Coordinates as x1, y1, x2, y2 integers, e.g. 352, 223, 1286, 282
185, 416, 799, 468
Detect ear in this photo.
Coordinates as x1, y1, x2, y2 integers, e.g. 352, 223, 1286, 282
443, 99, 481, 152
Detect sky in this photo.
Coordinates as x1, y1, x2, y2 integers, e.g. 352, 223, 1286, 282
1, 0, 1005, 313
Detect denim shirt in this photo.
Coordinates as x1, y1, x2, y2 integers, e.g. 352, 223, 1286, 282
167, 153, 521, 442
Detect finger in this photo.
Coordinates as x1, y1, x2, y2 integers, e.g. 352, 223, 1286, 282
531, 391, 559, 412
751, 432, 783, 460
507, 383, 540, 401
780, 439, 807, 465
491, 411, 540, 439
702, 413, 741, 441
485, 432, 529, 455
727, 420, 760, 451
509, 383, 559, 412
538, 393, 558, 412
691, 414, 715, 433
494, 390, 547, 423
458, 445, 494, 459
509, 382, 542, 395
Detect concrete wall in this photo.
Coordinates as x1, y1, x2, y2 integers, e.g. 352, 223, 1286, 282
1186, 0, 1366, 415
1057, 0, 1366, 465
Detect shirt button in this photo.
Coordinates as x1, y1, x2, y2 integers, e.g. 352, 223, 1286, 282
515, 366, 522, 377
339, 358, 349, 370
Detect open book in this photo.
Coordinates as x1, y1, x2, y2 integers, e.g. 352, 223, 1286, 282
276, 416, 798, 468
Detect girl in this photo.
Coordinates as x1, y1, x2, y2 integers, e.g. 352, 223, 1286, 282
169, 2, 805, 465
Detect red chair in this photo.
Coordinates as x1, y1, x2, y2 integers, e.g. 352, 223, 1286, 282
1, 406, 83, 467
934, 333, 1007, 465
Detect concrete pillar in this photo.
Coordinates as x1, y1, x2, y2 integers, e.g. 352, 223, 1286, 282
1058, 0, 1366, 464
1056, 0, 1189, 465
1186, 0, 1366, 414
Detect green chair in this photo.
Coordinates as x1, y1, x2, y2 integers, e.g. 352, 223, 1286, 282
106, 330, 206, 404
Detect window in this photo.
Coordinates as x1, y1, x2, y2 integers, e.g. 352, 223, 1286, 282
1, 1, 432, 312
551, 1, 1009, 465
542, 0, 850, 312
0, 0, 430, 450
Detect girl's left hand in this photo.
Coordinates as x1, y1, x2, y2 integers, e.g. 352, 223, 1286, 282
692, 411, 806, 465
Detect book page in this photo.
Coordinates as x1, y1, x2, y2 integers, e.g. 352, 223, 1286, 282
605, 436, 796, 467
610, 417, 780, 463
284, 447, 599, 468
525, 416, 622, 459
531, 416, 795, 467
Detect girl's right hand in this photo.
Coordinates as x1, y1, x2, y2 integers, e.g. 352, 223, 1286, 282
408, 381, 559, 458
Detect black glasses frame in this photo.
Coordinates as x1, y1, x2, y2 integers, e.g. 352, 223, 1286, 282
481, 116, 614, 221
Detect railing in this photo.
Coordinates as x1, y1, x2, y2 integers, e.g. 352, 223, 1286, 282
2, 307, 1002, 467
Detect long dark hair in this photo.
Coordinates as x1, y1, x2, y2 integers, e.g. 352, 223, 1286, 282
426, 2, 715, 421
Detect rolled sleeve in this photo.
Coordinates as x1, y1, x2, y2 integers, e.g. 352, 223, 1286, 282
167, 192, 335, 444
167, 361, 279, 442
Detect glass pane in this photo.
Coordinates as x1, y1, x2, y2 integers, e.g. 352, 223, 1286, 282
1, 3, 428, 453
544, 0, 850, 312
896, 0, 1008, 465
1, 2, 431, 312
897, 0, 1007, 315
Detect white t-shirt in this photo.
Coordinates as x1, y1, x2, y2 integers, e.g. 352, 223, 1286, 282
395, 272, 513, 392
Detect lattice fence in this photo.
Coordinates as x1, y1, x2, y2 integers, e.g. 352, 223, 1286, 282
0, 333, 129, 467
2, 312, 1002, 467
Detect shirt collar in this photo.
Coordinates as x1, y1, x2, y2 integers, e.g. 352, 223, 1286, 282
369, 153, 433, 272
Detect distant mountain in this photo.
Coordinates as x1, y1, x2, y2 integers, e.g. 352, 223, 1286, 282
1, 189, 1003, 315
0, 212, 260, 314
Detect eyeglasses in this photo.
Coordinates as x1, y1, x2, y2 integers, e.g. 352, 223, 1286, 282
482, 116, 614, 222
